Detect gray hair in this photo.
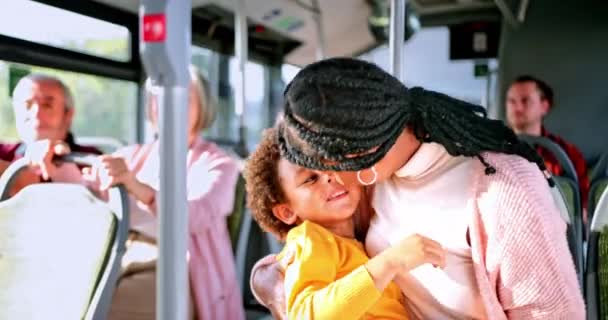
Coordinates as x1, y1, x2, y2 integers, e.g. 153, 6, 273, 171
12, 73, 75, 110
145, 65, 217, 132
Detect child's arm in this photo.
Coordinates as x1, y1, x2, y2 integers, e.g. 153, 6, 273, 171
284, 230, 382, 320
366, 234, 445, 291
284, 224, 444, 319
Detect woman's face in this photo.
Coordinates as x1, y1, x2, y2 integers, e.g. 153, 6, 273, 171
332, 128, 421, 187
148, 84, 201, 143
187, 85, 201, 136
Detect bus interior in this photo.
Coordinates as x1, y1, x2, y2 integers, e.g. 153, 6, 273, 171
0, 0, 607, 319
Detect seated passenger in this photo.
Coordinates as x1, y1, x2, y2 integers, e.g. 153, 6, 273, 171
0, 74, 100, 194
506, 75, 589, 210
88, 66, 244, 320
243, 129, 445, 319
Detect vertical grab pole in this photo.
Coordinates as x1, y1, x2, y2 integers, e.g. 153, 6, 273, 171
139, 1, 190, 319
235, 0, 248, 156
486, 70, 492, 109
389, 0, 406, 81
311, 0, 326, 60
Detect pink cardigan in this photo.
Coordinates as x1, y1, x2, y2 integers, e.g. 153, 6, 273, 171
118, 137, 245, 320
250, 152, 585, 319
465, 152, 584, 319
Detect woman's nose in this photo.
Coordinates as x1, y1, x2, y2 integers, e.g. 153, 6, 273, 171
333, 173, 345, 185
322, 171, 345, 186
319, 171, 332, 184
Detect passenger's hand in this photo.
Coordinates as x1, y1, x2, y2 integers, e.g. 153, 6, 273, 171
385, 234, 446, 272
24, 139, 70, 180
250, 250, 294, 320
87, 155, 135, 191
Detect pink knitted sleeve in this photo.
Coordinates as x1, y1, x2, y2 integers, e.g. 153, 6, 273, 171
479, 154, 585, 319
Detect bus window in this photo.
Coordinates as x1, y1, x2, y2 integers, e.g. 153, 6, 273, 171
239, 61, 267, 151
282, 64, 300, 84
0, 1, 131, 62
359, 27, 497, 107
192, 46, 214, 74
0, 61, 138, 143
0, 62, 17, 140
202, 55, 268, 151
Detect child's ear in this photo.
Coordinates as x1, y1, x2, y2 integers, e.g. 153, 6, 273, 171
272, 204, 297, 225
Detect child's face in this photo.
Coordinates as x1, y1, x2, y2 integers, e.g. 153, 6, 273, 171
274, 158, 362, 227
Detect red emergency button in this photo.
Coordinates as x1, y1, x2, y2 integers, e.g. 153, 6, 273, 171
143, 14, 166, 42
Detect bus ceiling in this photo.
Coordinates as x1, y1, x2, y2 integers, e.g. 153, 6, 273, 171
34, 0, 529, 67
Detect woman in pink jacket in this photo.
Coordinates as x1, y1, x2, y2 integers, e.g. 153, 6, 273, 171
250, 58, 585, 319
94, 66, 244, 320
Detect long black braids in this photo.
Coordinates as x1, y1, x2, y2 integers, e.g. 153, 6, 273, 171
277, 57, 553, 186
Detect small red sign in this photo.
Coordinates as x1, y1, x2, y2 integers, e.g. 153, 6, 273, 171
143, 14, 166, 42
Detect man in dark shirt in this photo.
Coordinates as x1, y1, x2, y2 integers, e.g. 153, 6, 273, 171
0, 74, 100, 193
506, 75, 589, 211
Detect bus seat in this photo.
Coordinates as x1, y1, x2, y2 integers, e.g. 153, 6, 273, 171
589, 178, 608, 226
234, 208, 282, 319
600, 233, 608, 320
590, 152, 608, 184
586, 184, 608, 320
518, 135, 579, 183
0, 157, 129, 320
227, 174, 247, 253
552, 177, 584, 289
555, 176, 579, 221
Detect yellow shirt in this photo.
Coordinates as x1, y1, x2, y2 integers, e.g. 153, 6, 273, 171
279, 220, 409, 320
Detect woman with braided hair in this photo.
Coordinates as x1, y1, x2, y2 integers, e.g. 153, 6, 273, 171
249, 57, 584, 319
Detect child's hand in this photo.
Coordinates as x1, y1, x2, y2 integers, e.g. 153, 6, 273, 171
364, 234, 445, 292
386, 234, 446, 271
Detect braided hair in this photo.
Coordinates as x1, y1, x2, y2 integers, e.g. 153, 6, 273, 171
278, 57, 552, 186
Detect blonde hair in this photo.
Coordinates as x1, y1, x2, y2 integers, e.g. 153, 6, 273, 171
145, 65, 217, 132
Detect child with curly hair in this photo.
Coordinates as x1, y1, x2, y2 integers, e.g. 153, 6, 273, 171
244, 129, 445, 320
